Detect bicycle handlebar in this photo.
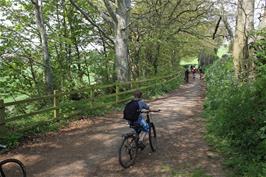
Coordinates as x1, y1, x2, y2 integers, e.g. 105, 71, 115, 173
140, 109, 161, 113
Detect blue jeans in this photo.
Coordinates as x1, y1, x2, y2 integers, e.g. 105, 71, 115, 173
129, 116, 149, 133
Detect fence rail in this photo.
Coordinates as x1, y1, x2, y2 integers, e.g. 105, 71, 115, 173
0, 73, 180, 129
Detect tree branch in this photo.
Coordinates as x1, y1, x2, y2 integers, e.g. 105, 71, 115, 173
222, 17, 234, 39
101, 12, 115, 28
70, 0, 114, 44
213, 16, 222, 39
167, 0, 182, 21
102, 0, 118, 24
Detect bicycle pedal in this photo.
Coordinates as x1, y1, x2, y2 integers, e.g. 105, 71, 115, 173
137, 142, 146, 150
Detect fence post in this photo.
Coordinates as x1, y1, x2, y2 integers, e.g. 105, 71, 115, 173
132, 80, 136, 90
90, 86, 94, 109
116, 82, 119, 104
130, 80, 133, 89
53, 90, 59, 119
0, 99, 5, 128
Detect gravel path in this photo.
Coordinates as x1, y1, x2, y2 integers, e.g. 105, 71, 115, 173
1, 78, 225, 177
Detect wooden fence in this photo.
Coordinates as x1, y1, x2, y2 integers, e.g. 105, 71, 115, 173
0, 73, 181, 130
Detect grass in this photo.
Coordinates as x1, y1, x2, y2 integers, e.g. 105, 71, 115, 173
172, 169, 212, 177
180, 57, 198, 66
161, 165, 212, 177
3, 94, 29, 103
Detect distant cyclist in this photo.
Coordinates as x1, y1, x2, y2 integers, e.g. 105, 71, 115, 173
199, 66, 204, 80
184, 68, 189, 83
192, 66, 196, 79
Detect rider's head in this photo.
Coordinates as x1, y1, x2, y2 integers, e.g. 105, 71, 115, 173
134, 90, 142, 99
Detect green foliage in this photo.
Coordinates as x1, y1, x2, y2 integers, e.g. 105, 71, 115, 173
204, 58, 266, 176
253, 29, 266, 65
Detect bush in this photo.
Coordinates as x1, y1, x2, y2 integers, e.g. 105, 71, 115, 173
204, 59, 266, 176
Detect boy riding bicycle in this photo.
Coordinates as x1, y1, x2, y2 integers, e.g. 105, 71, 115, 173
123, 90, 151, 149
120, 91, 160, 168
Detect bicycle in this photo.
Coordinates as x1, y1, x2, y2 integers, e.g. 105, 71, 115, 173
0, 144, 27, 177
118, 109, 160, 168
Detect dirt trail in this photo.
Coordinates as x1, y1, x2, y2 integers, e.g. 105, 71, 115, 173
1, 78, 225, 177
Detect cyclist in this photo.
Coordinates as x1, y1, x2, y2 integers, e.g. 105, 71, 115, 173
199, 66, 204, 80
192, 66, 196, 79
124, 90, 150, 149
184, 68, 189, 83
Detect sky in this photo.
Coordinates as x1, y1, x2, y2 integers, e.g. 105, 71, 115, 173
255, 0, 266, 27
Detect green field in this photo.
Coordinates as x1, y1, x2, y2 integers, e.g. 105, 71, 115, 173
179, 57, 198, 66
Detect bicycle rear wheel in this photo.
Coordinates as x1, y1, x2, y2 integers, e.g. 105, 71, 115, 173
0, 158, 27, 177
118, 136, 137, 168
149, 123, 157, 152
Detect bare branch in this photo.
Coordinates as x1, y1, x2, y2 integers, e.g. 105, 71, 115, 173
222, 17, 234, 39
166, 1, 209, 26
87, 0, 100, 12
167, 0, 182, 21
102, 0, 118, 23
102, 12, 115, 28
70, 0, 114, 44
213, 16, 222, 39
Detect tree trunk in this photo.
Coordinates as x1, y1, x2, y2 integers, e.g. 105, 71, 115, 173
100, 33, 110, 82
134, 44, 141, 79
70, 20, 83, 81
232, 0, 255, 79
55, 1, 66, 88
32, 0, 53, 93
28, 57, 41, 96
114, 0, 130, 82
70, 0, 131, 82
62, 0, 73, 81
153, 44, 160, 75
222, 17, 234, 40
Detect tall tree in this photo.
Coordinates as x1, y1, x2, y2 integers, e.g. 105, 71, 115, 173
31, 0, 54, 93
70, 0, 131, 82
232, 0, 255, 79
102, 0, 131, 81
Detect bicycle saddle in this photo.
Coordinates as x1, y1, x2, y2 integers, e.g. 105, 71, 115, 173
129, 122, 141, 129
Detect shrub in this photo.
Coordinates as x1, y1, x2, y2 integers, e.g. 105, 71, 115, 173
204, 58, 266, 176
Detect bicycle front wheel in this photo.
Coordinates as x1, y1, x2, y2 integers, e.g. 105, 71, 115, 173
149, 123, 157, 152
0, 158, 27, 177
118, 136, 137, 168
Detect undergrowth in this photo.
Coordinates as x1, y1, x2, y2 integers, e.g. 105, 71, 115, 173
204, 57, 266, 177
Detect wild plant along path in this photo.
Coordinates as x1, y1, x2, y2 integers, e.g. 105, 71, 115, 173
1, 78, 225, 177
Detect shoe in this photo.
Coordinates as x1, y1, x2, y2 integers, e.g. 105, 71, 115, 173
137, 141, 145, 150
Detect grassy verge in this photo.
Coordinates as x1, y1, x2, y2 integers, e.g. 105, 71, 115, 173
161, 165, 212, 177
